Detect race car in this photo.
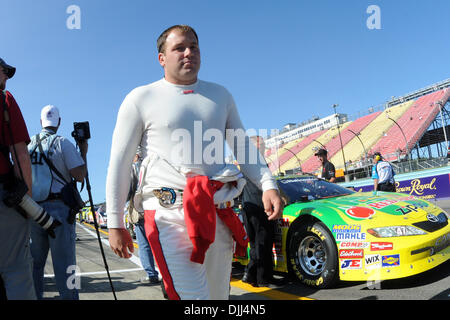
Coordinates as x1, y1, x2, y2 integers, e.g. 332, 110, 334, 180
82, 205, 108, 228
234, 175, 450, 288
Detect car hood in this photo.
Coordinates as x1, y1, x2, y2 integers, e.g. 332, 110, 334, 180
285, 191, 447, 230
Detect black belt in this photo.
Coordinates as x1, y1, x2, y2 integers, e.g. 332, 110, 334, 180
46, 193, 62, 201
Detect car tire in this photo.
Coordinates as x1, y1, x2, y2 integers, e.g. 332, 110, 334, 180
288, 220, 338, 288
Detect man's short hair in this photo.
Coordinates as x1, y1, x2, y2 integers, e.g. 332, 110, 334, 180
157, 25, 199, 53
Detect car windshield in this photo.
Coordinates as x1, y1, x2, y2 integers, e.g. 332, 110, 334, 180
277, 176, 354, 204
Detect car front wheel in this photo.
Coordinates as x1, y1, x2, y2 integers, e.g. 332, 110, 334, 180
288, 220, 338, 288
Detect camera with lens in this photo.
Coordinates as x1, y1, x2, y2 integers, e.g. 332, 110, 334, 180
71, 121, 90, 142
3, 175, 61, 238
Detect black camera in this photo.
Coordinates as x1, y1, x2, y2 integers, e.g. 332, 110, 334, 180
3, 176, 61, 238
71, 121, 90, 142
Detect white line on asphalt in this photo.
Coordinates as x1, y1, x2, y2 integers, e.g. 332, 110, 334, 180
76, 222, 143, 267
44, 267, 144, 278
43, 223, 145, 278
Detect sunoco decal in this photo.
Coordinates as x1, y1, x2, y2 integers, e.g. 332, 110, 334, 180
382, 254, 400, 267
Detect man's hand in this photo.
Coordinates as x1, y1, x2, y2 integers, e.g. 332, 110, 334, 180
109, 228, 134, 258
262, 189, 283, 220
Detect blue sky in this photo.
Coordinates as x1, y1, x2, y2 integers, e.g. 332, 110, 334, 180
2, 0, 449, 203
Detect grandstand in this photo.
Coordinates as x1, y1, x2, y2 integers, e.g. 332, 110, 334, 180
329, 100, 413, 169
369, 88, 450, 161
300, 111, 381, 173
265, 79, 450, 177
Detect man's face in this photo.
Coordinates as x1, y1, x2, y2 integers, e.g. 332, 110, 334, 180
158, 29, 201, 85
318, 155, 326, 163
0, 67, 8, 90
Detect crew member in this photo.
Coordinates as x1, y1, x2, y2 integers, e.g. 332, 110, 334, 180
28, 105, 88, 300
0, 57, 36, 300
106, 25, 282, 300
371, 152, 396, 192
241, 136, 276, 287
315, 148, 336, 182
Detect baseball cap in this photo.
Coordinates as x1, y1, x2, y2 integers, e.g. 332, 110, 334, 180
41, 105, 60, 128
314, 148, 328, 156
0, 58, 16, 79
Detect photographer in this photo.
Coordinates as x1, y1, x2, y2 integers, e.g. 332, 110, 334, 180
0, 58, 36, 300
28, 105, 87, 300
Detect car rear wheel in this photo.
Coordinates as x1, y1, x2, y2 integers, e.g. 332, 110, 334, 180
288, 220, 338, 288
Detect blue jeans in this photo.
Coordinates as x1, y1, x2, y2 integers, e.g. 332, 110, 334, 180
135, 219, 158, 278
30, 200, 78, 300
0, 186, 36, 300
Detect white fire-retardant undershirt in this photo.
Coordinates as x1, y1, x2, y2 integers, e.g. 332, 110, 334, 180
106, 78, 278, 228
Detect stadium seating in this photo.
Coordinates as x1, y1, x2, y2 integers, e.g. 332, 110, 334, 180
279, 122, 351, 172
300, 111, 381, 173
369, 89, 450, 161
268, 129, 327, 172
265, 137, 306, 165
264, 84, 450, 175
329, 100, 412, 169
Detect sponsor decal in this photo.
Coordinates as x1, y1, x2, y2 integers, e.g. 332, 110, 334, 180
353, 174, 450, 201
332, 225, 361, 233
365, 254, 381, 269
335, 232, 366, 241
341, 259, 362, 270
340, 241, 369, 249
368, 196, 415, 209
345, 207, 376, 219
333, 224, 366, 241
382, 254, 400, 267
371, 242, 393, 251
431, 232, 450, 255
396, 178, 437, 196
339, 249, 364, 259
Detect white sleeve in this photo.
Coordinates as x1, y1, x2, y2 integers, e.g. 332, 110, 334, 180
225, 94, 278, 192
106, 94, 143, 228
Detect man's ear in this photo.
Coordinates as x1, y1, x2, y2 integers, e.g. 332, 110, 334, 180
158, 52, 165, 67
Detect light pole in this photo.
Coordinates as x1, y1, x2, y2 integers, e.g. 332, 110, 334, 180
436, 100, 449, 151
386, 114, 412, 171
312, 139, 326, 150
282, 147, 302, 173
333, 104, 348, 176
347, 129, 369, 176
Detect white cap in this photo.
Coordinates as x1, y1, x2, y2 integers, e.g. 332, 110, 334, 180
41, 105, 60, 128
